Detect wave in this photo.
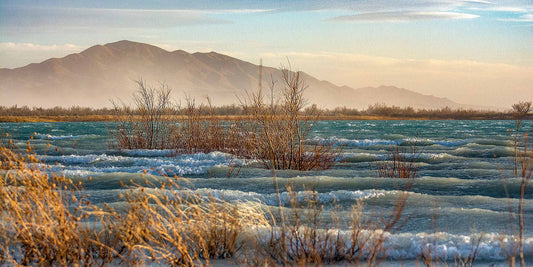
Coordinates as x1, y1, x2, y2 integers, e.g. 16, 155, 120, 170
253, 227, 532, 261
309, 136, 515, 149
34, 133, 100, 140
341, 152, 378, 162
39, 151, 248, 176
308, 137, 399, 147
308, 137, 476, 148
382, 231, 533, 261
450, 147, 514, 158
191, 188, 386, 206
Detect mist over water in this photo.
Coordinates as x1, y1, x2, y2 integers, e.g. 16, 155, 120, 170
1, 120, 532, 262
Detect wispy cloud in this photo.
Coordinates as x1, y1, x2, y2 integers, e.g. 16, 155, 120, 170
498, 13, 533, 22
0, 42, 86, 68
0, 42, 83, 52
2, 0, 530, 29
461, 0, 492, 4
330, 11, 479, 22
0, 6, 232, 30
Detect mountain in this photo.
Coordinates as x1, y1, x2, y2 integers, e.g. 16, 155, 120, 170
0, 40, 469, 109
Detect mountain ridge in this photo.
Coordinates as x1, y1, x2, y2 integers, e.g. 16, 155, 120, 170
0, 40, 476, 109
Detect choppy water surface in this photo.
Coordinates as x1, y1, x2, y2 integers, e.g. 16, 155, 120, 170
1, 120, 532, 263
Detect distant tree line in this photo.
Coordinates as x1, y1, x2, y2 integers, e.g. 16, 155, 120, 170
0, 102, 523, 120
320, 103, 516, 120
0, 104, 248, 117
0, 105, 114, 117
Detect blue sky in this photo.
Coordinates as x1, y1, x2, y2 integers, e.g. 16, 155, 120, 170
0, 0, 532, 107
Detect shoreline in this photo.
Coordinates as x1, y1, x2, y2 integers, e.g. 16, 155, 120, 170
0, 114, 516, 122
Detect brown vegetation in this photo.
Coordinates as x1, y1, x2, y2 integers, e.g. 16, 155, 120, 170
0, 139, 267, 265
111, 67, 338, 171
237, 67, 338, 170
0, 102, 520, 122
338, 103, 512, 120
111, 80, 175, 149
500, 101, 532, 267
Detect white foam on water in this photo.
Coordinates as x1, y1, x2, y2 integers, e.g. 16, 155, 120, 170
255, 227, 532, 261
38, 151, 248, 176
188, 188, 386, 206
34, 133, 99, 140
309, 137, 474, 148
384, 232, 533, 261
309, 137, 400, 147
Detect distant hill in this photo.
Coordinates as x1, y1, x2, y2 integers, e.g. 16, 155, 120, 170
0, 40, 473, 109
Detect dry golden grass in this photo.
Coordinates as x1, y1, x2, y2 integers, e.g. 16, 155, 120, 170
0, 141, 268, 266
0, 143, 104, 265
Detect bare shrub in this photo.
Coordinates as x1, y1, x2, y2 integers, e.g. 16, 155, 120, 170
369, 141, 419, 263
501, 101, 532, 267
173, 96, 237, 154
376, 142, 418, 180
112, 80, 247, 157
240, 65, 339, 171
257, 184, 392, 266
112, 79, 176, 149
112, 69, 339, 171
376, 141, 418, 229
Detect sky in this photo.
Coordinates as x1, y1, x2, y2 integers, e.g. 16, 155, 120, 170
0, 0, 532, 108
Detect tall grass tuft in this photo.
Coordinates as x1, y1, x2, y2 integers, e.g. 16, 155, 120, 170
0, 139, 268, 265
106, 178, 268, 266
0, 140, 114, 265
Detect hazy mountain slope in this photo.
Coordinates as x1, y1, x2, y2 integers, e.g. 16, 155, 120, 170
0, 40, 469, 109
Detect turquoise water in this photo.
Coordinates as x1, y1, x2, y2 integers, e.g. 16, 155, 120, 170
1, 120, 532, 262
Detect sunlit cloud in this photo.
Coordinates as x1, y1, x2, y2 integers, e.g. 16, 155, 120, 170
257, 51, 533, 108
329, 11, 479, 22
